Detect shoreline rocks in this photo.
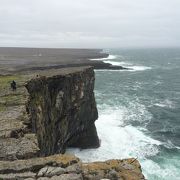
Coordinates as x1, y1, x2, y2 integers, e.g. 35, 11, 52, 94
0, 154, 145, 180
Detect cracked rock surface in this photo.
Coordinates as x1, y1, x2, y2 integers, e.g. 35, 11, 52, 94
0, 154, 144, 180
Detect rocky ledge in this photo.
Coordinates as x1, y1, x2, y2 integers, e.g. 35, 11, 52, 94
0, 66, 144, 179
0, 154, 144, 180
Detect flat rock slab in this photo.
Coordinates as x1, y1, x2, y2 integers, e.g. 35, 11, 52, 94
0, 154, 144, 180
0, 134, 40, 160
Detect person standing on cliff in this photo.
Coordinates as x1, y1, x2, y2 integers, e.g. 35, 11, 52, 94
11, 80, 17, 91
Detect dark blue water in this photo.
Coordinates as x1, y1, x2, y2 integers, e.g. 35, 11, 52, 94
68, 48, 180, 180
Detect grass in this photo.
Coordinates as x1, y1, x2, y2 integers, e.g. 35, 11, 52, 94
0, 75, 22, 90
0, 74, 29, 112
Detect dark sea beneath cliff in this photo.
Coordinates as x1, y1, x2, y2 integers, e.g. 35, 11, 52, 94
67, 48, 180, 180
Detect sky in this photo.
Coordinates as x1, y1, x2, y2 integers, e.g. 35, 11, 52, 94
0, 0, 180, 48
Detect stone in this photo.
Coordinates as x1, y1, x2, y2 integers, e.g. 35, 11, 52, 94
82, 159, 145, 180
65, 163, 82, 173
0, 172, 36, 179
51, 173, 83, 180
122, 162, 135, 170
38, 177, 50, 180
37, 166, 49, 177
0, 134, 40, 160
38, 166, 65, 177
0, 154, 79, 174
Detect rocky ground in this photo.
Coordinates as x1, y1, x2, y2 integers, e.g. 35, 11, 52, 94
0, 47, 127, 75
0, 154, 144, 180
0, 48, 143, 180
0, 73, 40, 160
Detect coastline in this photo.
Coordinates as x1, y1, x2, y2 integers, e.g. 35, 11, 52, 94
0, 48, 143, 179
0, 47, 127, 74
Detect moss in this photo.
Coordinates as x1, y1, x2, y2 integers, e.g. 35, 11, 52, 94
0, 75, 20, 90
0, 74, 29, 113
0, 74, 32, 91
48, 154, 80, 167
0, 94, 27, 106
83, 162, 111, 172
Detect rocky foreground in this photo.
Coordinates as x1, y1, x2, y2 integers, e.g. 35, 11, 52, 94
0, 154, 144, 179
0, 64, 144, 179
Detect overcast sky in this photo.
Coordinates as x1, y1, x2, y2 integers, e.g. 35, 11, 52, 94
0, 0, 180, 48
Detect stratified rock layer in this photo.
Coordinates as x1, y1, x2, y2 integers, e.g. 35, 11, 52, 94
0, 154, 145, 180
0, 74, 40, 160
26, 67, 100, 155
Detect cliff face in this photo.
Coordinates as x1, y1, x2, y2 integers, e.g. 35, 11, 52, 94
26, 67, 99, 156
0, 66, 145, 179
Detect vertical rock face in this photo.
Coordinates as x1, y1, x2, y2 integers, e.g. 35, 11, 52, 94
26, 67, 100, 156
0, 66, 145, 179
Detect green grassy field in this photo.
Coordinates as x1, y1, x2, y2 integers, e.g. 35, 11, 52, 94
0, 75, 29, 112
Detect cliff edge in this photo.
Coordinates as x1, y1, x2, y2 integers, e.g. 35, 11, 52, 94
26, 67, 100, 155
0, 66, 144, 179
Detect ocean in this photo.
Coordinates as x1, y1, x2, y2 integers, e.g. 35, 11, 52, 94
67, 48, 180, 180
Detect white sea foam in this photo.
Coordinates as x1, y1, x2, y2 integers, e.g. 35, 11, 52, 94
67, 105, 161, 162
94, 65, 152, 72
129, 66, 152, 71
90, 54, 117, 61
103, 60, 122, 66
91, 54, 152, 72
102, 60, 132, 66
102, 60, 152, 72
66, 89, 169, 180
155, 99, 175, 109
142, 159, 180, 180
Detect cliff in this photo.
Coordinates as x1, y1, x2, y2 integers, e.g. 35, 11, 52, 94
25, 67, 99, 156
0, 66, 144, 179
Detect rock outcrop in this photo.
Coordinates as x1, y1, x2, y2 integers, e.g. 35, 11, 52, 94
0, 66, 145, 179
25, 67, 99, 156
0, 74, 40, 161
0, 67, 99, 160
0, 154, 144, 180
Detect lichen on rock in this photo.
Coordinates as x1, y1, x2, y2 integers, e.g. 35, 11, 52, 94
0, 154, 145, 180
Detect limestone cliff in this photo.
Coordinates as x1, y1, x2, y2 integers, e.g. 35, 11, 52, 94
0, 66, 145, 179
25, 67, 100, 156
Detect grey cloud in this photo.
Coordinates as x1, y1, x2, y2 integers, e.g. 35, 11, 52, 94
0, 0, 179, 48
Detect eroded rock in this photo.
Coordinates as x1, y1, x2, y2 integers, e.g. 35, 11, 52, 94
37, 166, 65, 177
0, 67, 145, 179
0, 154, 144, 180
26, 67, 100, 156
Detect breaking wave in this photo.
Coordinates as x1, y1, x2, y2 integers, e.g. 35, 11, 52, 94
90, 55, 117, 61
91, 54, 152, 71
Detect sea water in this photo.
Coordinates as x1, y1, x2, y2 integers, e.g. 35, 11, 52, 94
67, 48, 180, 180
